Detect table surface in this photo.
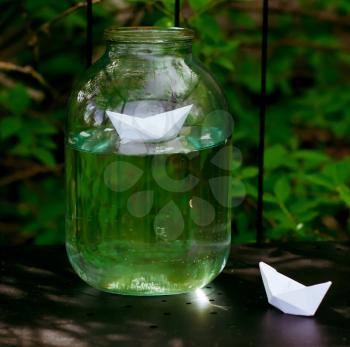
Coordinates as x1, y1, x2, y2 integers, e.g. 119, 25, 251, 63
1, 243, 349, 347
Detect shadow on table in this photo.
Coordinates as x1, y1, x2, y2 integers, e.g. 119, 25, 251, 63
0, 243, 349, 347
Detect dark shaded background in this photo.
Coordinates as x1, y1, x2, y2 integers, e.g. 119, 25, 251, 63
1, 0, 349, 245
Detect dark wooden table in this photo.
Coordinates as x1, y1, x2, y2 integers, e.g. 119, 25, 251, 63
1, 243, 349, 347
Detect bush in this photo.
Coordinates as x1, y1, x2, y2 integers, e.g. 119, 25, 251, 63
1, 0, 349, 244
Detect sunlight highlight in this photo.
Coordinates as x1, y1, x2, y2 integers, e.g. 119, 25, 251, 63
195, 288, 209, 306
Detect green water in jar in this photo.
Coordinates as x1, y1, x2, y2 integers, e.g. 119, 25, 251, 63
66, 129, 232, 295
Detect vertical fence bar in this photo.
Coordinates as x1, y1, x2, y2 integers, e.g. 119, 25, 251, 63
86, 0, 93, 67
256, 0, 269, 245
174, 0, 180, 27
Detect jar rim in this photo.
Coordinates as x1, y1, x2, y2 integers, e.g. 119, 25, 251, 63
104, 26, 194, 43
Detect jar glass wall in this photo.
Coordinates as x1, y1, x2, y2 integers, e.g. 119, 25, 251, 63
66, 27, 233, 295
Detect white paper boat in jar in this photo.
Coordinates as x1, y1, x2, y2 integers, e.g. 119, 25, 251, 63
259, 262, 332, 316
106, 104, 193, 143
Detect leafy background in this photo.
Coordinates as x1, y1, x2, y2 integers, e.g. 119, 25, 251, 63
1, 0, 349, 245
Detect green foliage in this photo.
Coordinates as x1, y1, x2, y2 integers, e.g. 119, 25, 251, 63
134, 0, 350, 242
0, 0, 349, 244
0, 0, 108, 244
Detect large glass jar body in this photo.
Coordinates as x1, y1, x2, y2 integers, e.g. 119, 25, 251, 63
66, 28, 232, 295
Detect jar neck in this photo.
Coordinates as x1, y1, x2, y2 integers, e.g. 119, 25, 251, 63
104, 27, 194, 57
106, 41, 192, 57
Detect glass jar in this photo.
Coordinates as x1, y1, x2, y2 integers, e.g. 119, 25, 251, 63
66, 27, 233, 295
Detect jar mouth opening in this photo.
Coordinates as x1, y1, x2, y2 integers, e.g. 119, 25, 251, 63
104, 27, 194, 43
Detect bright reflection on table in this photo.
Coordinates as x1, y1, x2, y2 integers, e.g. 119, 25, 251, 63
195, 288, 210, 307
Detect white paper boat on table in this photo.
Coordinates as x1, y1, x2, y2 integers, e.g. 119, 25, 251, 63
259, 262, 332, 316
106, 104, 193, 144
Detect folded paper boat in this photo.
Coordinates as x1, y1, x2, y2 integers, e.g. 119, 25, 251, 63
259, 262, 332, 316
106, 104, 193, 143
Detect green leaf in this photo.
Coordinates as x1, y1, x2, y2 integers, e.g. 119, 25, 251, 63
0, 117, 22, 139
189, 0, 211, 11
305, 174, 333, 189
191, 15, 223, 43
9, 84, 30, 115
33, 148, 56, 167
64, 12, 86, 29
337, 185, 350, 206
274, 177, 291, 202
264, 193, 278, 203
291, 200, 320, 214
299, 210, 319, 223
41, 138, 57, 149
34, 229, 62, 245
323, 159, 350, 186
264, 145, 288, 170
0, 84, 30, 115
267, 226, 290, 240
40, 54, 84, 76
231, 178, 246, 206
294, 150, 329, 168
240, 167, 258, 179
161, 0, 178, 13
215, 57, 235, 71
154, 16, 173, 27
29, 119, 58, 135
245, 182, 257, 198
